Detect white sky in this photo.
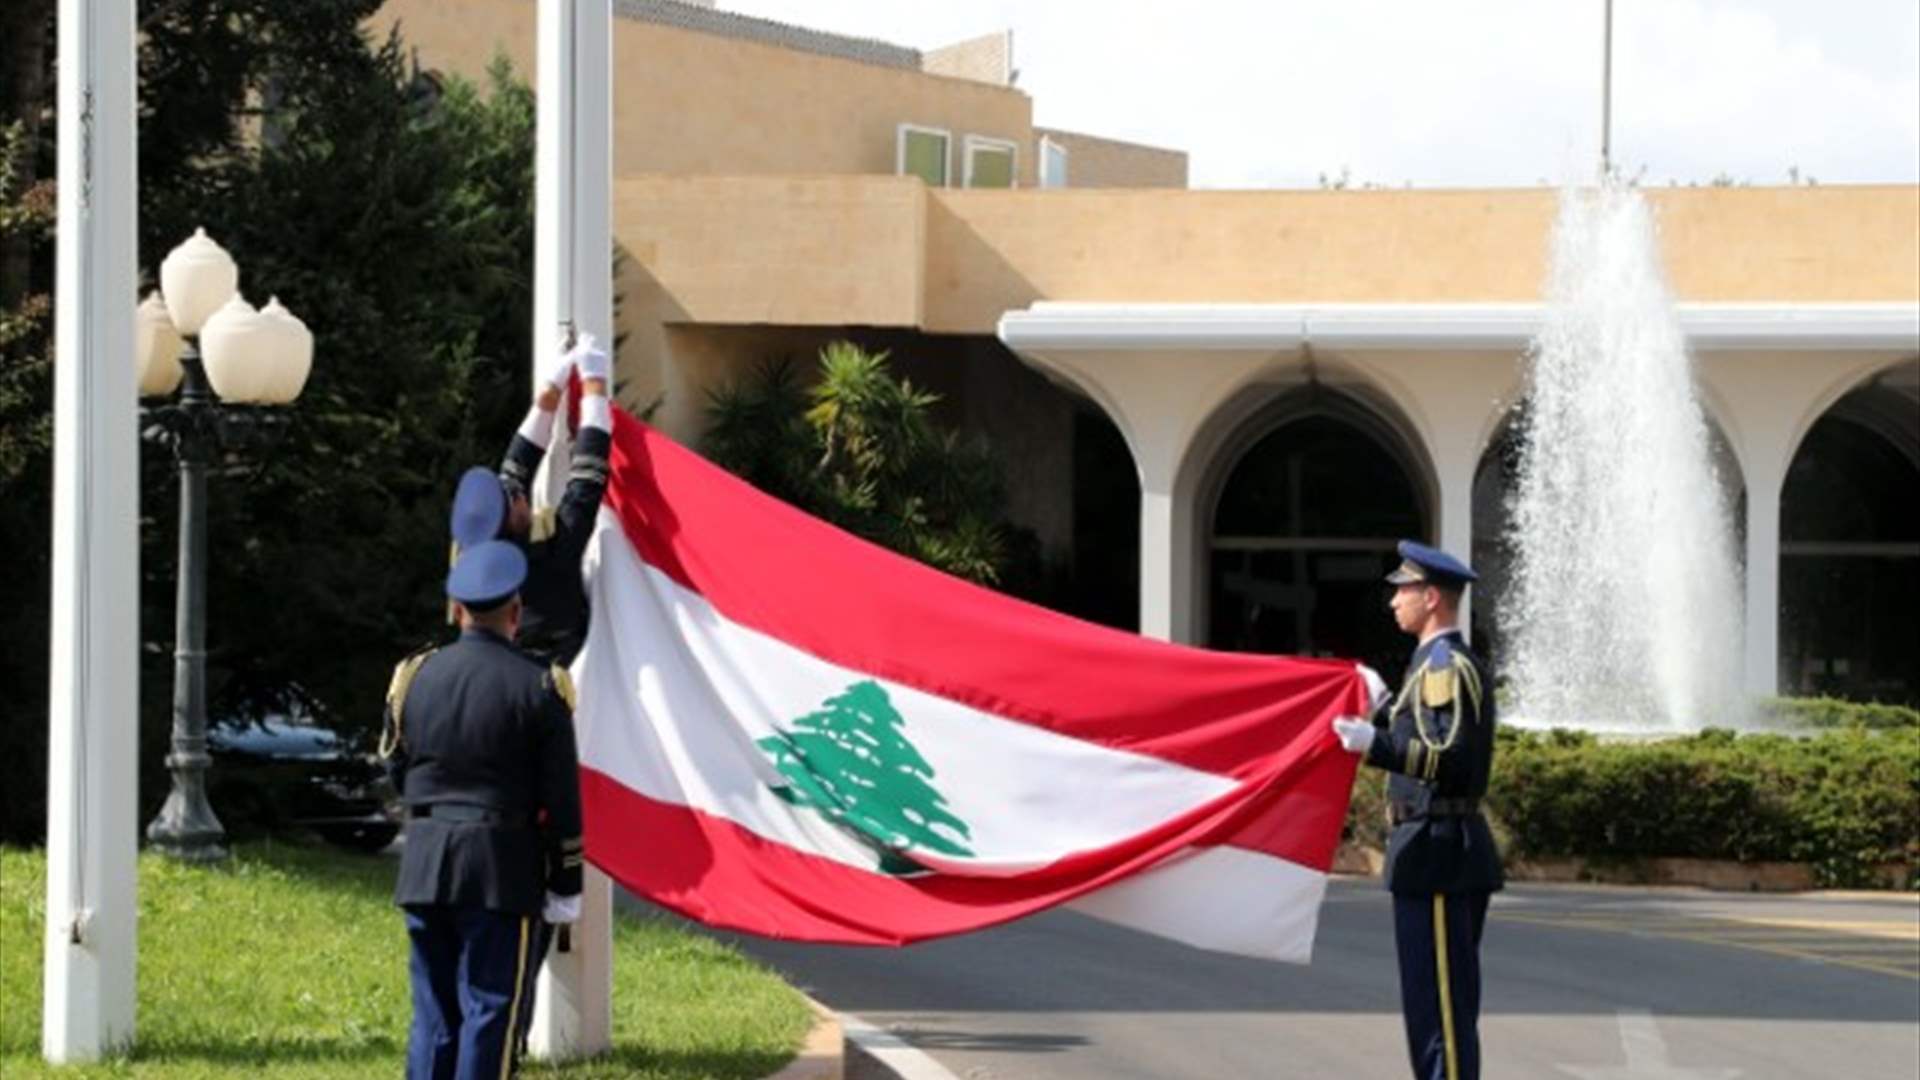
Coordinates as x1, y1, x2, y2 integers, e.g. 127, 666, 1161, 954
717, 0, 1920, 189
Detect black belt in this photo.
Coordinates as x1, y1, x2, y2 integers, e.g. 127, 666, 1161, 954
407, 803, 532, 826
1388, 797, 1481, 826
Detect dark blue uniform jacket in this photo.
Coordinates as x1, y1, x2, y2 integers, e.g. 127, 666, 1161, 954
1364, 629, 1504, 896
386, 628, 584, 914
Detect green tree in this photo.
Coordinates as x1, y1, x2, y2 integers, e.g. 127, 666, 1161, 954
704, 341, 1015, 585
0, 117, 55, 843
758, 680, 973, 874
0, 3, 540, 841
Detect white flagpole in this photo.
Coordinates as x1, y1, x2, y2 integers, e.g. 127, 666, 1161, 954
44, 0, 141, 1063
529, 0, 614, 1061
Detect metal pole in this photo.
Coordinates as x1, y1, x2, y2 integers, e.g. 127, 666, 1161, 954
45, 0, 139, 1060
1600, 0, 1614, 180
145, 346, 229, 863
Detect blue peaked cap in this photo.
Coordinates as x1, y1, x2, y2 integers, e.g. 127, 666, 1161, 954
1385, 539, 1477, 588
451, 466, 506, 548
447, 539, 526, 606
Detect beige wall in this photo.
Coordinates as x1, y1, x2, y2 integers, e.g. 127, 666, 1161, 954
1034, 128, 1188, 189
372, 0, 1039, 185
608, 179, 1920, 341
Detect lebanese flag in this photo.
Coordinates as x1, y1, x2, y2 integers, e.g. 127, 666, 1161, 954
570, 410, 1371, 962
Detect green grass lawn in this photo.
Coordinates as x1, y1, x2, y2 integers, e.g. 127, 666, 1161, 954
1, 843, 812, 1078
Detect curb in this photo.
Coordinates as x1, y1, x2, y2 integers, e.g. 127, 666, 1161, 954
761, 996, 843, 1080
838, 1013, 963, 1080
760, 997, 963, 1080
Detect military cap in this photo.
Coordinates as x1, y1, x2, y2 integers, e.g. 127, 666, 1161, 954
446, 538, 526, 608
451, 466, 507, 549
1384, 539, 1477, 589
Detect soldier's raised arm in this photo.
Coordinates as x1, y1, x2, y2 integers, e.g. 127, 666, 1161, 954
548, 337, 613, 564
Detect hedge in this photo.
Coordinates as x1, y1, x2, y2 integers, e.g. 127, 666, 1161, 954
1752, 696, 1920, 731
1343, 726, 1920, 889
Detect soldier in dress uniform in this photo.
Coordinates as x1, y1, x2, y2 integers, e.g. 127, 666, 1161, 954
495, 332, 614, 667
385, 468, 585, 1080
1332, 540, 1503, 1080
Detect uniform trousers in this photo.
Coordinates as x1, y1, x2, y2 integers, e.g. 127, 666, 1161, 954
404, 905, 535, 1080
1392, 890, 1491, 1080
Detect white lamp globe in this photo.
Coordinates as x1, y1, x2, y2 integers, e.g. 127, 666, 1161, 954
257, 297, 313, 405
159, 228, 239, 336
135, 292, 185, 396
199, 294, 268, 403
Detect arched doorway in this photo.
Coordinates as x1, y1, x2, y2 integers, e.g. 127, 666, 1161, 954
1780, 362, 1920, 704
1203, 390, 1431, 681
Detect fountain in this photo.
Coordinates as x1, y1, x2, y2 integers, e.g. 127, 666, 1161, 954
1502, 182, 1746, 731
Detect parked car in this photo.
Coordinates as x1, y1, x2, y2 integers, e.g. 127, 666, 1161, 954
205, 679, 399, 853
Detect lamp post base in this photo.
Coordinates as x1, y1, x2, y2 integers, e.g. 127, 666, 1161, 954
146, 759, 229, 864
145, 816, 230, 863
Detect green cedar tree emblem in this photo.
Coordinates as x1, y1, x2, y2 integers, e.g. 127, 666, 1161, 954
758, 680, 973, 875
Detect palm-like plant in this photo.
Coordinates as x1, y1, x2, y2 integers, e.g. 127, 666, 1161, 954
705, 342, 1011, 585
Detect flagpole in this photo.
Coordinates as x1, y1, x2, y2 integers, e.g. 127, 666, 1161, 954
44, 0, 141, 1062
528, 0, 615, 1061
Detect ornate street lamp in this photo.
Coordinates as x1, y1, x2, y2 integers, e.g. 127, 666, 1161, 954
139, 228, 313, 863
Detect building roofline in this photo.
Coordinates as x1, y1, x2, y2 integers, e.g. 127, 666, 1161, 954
615, 0, 920, 71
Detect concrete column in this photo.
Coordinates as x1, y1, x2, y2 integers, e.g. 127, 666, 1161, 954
44, 0, 140, 1062
1136, 461, 1196, 642
529, 0, 614, 1061
1346, 352, 1522, 646
1742, 467, 1782, 696
1695, 350, 1904, 699
1435, 449, 1478, 636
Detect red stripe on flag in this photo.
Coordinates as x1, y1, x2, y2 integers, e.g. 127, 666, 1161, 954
601, 416, 1371, 781
582, 757, 1346, 946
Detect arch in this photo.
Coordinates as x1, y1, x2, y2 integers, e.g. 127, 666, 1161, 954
1778, 358, 1920, 705
1777, 354, 1919, 490
1190, 382, 1438, 680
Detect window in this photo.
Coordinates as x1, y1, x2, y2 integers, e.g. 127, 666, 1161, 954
897, 124, 951, 187
963, 135, 1018, 189
1039, 135, 1069, 189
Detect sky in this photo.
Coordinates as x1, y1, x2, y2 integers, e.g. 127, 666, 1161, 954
716, 0, 1920, 189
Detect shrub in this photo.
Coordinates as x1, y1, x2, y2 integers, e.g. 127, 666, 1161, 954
1345, 726, 1920, 889
1753, 696, 1920, 731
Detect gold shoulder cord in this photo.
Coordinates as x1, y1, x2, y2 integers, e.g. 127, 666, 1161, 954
548, 664, 577, 711
530, 507, 559, 543
1414, 654, 1482, 756
379, 650, 435, 759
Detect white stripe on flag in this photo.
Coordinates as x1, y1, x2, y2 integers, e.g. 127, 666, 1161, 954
1068, 845, 1327, 961
577, 511, 1240, 876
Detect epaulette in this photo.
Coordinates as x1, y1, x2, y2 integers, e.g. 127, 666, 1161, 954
379, 644, 440, 759
530, 506, 558, 543
1421, 661, 1456, 709
546, 664, 577, 711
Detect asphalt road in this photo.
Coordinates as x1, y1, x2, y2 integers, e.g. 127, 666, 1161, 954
659, 879, 1920, 1080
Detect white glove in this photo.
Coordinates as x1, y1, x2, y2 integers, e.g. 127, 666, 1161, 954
1331, 715, 1377, 754
542, 890, 582, 925
572, 333, 611, 382
538, 342, 576, 393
